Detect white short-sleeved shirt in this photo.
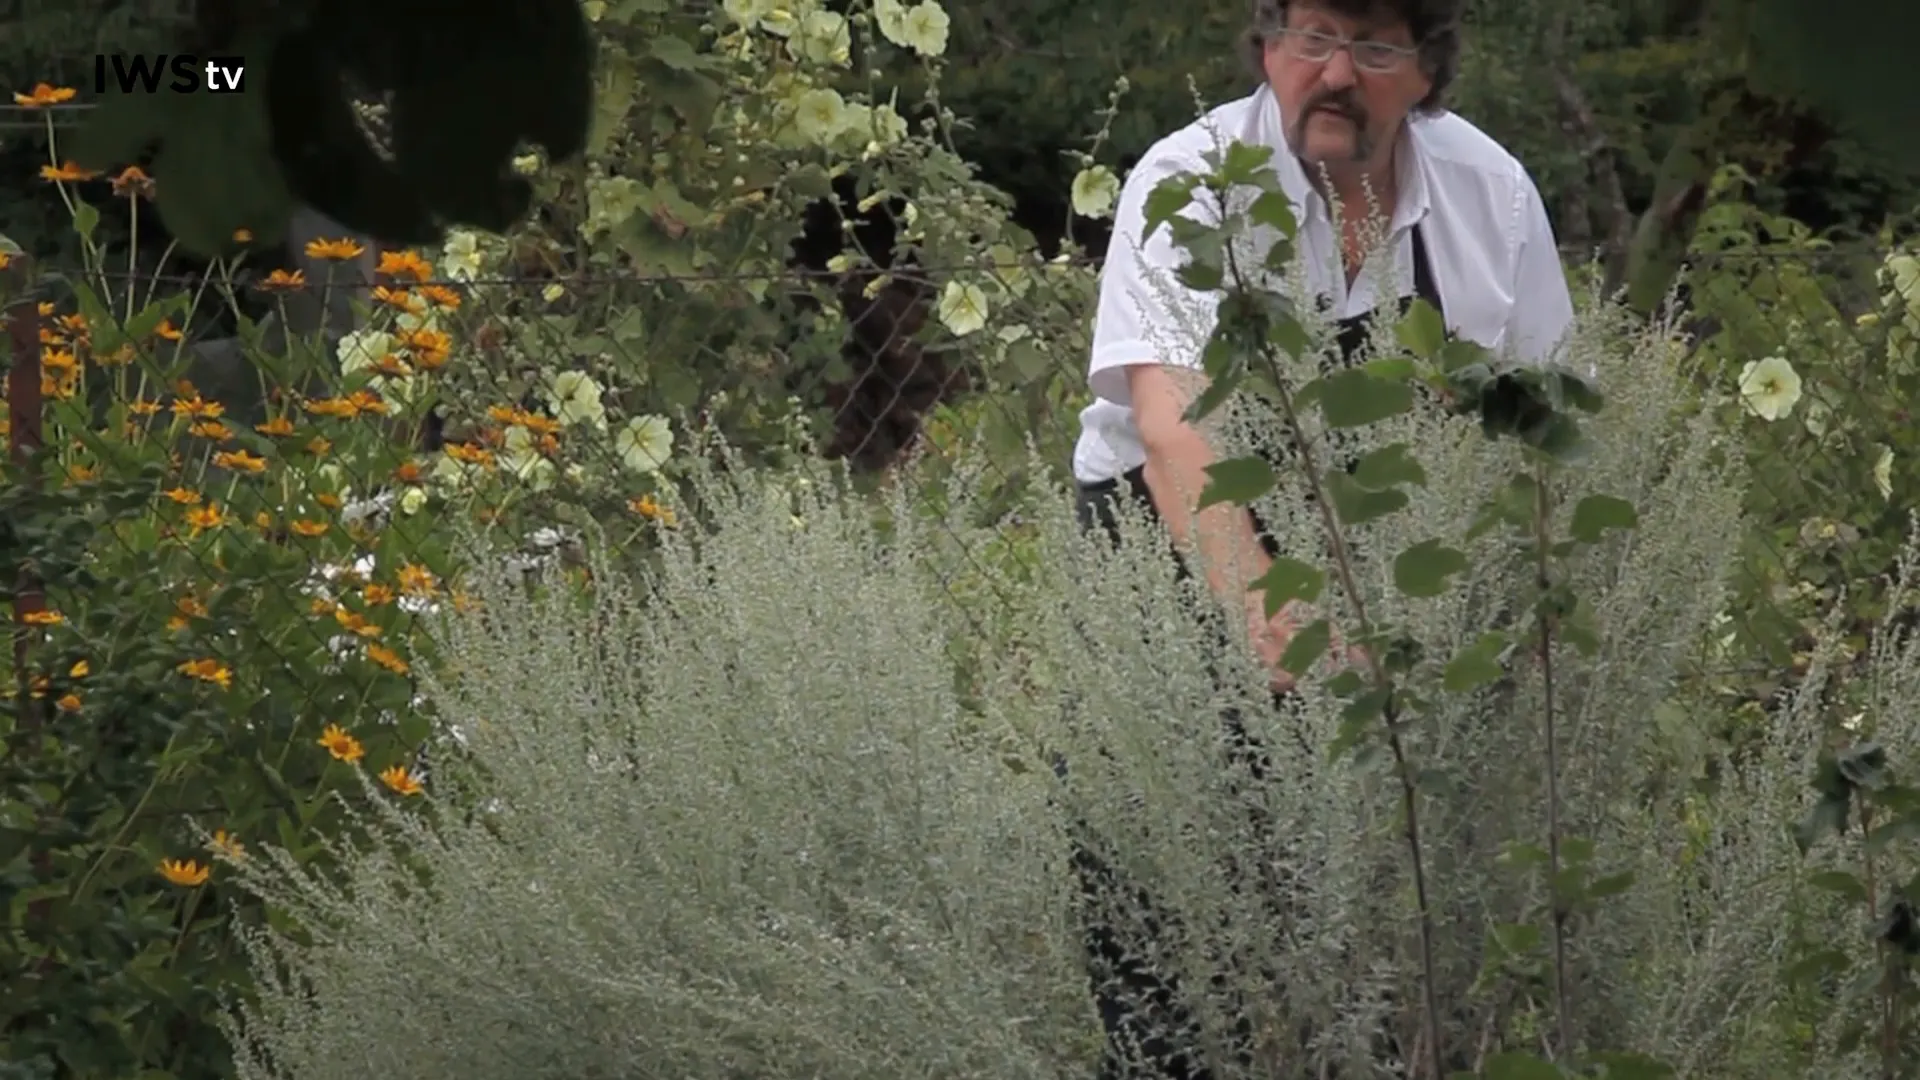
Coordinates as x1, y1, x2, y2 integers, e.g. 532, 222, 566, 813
1072, 87, 1575, 484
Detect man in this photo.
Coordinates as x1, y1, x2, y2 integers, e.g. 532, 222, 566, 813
1065, 0, 1574, 1075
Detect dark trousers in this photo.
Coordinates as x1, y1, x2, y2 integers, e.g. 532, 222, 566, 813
1062, 471, 1293, 1080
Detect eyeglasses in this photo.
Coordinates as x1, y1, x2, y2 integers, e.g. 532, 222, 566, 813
1276, 28, 1419, 74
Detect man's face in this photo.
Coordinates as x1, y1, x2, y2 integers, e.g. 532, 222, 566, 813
1263, 3, 1433, 171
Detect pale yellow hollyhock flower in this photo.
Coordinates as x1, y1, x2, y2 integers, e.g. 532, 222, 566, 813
1738, 355, 1801, 421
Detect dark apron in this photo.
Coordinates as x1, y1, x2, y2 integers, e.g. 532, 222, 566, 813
1064, 226, 1446, 1080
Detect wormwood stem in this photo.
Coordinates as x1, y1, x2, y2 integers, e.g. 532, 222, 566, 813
1533, 469, 1573, 1057
1224, 247, 1446, 1079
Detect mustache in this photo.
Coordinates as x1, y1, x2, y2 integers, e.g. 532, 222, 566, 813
1304, 93, 1367, 125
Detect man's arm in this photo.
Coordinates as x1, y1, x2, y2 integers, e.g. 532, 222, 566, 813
1506, 170, 1577, 366
1127, 363, 1277, 612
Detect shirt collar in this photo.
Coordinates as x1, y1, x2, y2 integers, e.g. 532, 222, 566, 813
1258, 87, 1431, 233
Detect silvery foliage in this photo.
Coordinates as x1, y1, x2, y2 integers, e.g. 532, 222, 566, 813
217, 295, 1900, 1076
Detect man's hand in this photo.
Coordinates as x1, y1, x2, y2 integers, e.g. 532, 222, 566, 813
1247, 595, 1304, 692
1246, 595, 1370, 692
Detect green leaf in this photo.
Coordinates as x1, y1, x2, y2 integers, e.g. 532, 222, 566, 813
1327, 473, 1408, 525
1246, 189, 1297, 236
1488, 921, 1541, 958
1318, 367, 1413, 429
1216, 140, 1276, 187
1795, 791, 1852, 855
1585, 870, 1636, 900
588, 52, 638, 154
1392, 538, 1468, 598
1569, 494, 1639, 543
1482, 1051, 1565, 1080
1807, 869, 1868, 903
1327, 707, 1375, 761
1437, 338, 1486, 373
72, 200, 100, 242
1363, 354, 1418, 380
1352, 442, 1425, 490
1442, 632, 1508, 692
1589, 1053, 1676, 1079
1142, 175, 1201, 237
1197, 456, 1275, 510
1250, 557, 1325, 618
1394, 297, 1446, 358
1279, 618, 1331, 677
649, 33, 704, 70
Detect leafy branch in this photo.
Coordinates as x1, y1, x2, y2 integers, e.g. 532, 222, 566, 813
1143, 139, 1654, 1076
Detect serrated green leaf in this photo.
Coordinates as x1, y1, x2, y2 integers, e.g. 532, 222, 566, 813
1142, 175, 1201, 237
1251, 557, 1325, 617
1394, 297, 1446, 358
1318, 367, 1413, 428
1217, 141, 1275, 186
1198, 456, 1275, 509
1569, 494, 1638, 543
1352, 442, 1425, 489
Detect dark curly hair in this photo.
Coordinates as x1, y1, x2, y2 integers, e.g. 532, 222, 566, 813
1241, 0, 1462, 114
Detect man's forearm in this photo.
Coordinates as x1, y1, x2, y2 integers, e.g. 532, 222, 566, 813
1138, 425, 1273, 608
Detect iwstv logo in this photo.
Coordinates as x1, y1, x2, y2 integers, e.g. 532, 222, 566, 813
93, 55, 246, 94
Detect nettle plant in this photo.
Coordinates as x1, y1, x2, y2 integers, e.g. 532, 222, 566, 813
1144, 142, 1669, 1077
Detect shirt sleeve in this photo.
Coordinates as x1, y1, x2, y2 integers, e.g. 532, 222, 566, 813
1086, 149, 1226, 408
1505, 169, 1575, 367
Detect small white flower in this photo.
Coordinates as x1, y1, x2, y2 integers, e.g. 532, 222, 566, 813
792, 9, 851, 65
337, 329, 395, 377
1737, 355, 1802, 421
873, 0, 910, 44
1070, 166, 1120, 218
501, 426, 557, 492
616, 415, 674, 474
722, 0, 775, 28
398, 486, 428, 515
440, 230, 484, 282
542, 370, 608, 429
898, 1, 949, 56
793, 88, 848, 144
937, 280, 989, 336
